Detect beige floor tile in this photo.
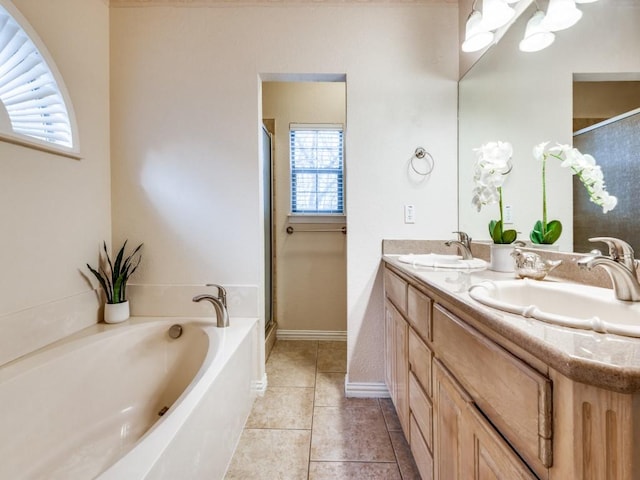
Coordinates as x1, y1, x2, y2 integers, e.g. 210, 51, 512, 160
317, 341, 347, 373
246, 386, 315, 429
315, 372, 378, 408
389, 430, 422, 480
224, 429, 311, 480
309, 461, 401, 480
311, 405, 396, 462
267, 349, 317, 387
379, 397, 402, 432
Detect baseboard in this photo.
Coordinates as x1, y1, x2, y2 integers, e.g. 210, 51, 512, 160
276, 329, 347, 341
344, 380, 391, 398
251, 372, 268, 395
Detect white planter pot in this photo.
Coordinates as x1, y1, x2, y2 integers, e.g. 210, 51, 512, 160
490, 244, 515, 273
104, 301, 130, 324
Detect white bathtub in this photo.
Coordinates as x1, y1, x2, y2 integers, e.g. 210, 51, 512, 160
0, 316, 259, 480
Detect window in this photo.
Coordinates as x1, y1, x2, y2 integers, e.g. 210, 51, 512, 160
0, 1, 77, 156
290, 124, 344, 215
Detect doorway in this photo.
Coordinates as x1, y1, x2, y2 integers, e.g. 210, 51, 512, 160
261, 80, 347, 345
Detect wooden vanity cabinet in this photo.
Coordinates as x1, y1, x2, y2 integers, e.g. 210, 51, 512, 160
384, 262, 640, 480
384, 264, 543, 480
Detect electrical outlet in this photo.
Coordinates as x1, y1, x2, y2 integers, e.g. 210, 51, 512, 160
504, 204, 513, 224
404, 204, 415, 224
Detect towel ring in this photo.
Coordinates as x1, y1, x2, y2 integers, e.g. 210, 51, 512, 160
410, 147, 434, 176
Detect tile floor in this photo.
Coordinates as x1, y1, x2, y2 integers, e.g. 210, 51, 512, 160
224, 340, 421, 480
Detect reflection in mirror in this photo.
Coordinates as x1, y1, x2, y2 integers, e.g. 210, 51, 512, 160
458, 0, 640, 253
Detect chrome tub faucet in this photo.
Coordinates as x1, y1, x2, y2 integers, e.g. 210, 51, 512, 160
193, 292, 229, 327
577, 237, 640, 302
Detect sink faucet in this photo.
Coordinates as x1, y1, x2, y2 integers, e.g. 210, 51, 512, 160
445, 231, 473, 260
577, 237, 640, 302
193, 294, 230, 327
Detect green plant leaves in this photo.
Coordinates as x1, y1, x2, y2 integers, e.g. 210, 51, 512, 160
530, 219, 562, 245
489, 220, 517, 244
87, 241, 143, 304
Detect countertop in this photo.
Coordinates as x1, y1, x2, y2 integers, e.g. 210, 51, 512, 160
383, 254, 640, 394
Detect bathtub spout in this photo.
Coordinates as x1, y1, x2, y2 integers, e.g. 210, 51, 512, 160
193, 295, 230, 327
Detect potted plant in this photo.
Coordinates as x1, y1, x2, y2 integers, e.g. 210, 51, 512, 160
472, 141, 518, 272
87, 240, 143, 323
530, 142, 617, 247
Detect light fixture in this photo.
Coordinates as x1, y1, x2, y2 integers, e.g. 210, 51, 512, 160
519, 10, 555, 52
462, 9, 495, 53
542, 0, 583, 31
575, 0, 598, 3
481, 0, 516, 31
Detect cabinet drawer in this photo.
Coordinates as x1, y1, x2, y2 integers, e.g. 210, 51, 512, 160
385, 268, 407, 314
409, 328, 432, 397
432, 305, 552, 475
410, 414, 434, 480
408, 285, 432, 341
409, 372, 433, 452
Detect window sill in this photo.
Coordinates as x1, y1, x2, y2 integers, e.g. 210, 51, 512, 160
287, 214, 346, 224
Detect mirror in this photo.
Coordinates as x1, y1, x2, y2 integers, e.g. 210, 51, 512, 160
458, 0, 640, 252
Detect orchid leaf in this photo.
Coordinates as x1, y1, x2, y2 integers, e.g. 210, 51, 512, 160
530, 219, 562, 245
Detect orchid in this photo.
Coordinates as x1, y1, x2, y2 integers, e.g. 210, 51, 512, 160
530, 142, 617, 245
472, 141, 517, 244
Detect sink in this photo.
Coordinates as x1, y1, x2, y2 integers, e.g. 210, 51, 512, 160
468, 279, 640, 337
398, 253, 487, 270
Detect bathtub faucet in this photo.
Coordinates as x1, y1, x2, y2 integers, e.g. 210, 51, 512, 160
193, 294, 230, 327
205, 283, 227, 308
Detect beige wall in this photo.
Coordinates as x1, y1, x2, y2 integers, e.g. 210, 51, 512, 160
574, 81, 640, 120
0, 0, 111, 365
110, 3, 459, 389
262, 82, 347, 333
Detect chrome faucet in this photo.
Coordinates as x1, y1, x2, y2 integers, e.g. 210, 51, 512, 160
193, 294, 230, 327
205, 283, 227, 308
577, 237, 640, 302
444, 231, 473, 260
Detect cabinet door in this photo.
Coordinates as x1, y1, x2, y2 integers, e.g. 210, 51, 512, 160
433, 359, 469, 480
434, 359, 538, 480
385, 301, 395, 401
464, 405, 538, 480
394, 310, 410, 437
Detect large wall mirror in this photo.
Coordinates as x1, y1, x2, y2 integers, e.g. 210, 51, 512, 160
458, 0, 640, 253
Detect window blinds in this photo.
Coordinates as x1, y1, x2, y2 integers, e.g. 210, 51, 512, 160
0, 7, 72, 147
290, 125, 344, 214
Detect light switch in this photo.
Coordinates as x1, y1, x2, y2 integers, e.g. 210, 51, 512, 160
405, 204, 415, 224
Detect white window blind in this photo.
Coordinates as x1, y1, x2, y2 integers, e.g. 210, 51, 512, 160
290, 124, 344, 215
0, 5, 73, 148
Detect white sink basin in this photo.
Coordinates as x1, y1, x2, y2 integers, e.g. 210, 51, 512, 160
398, 253, 487, 270
468, 279, 640, 337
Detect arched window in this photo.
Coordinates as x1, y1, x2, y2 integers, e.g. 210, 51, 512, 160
0, 1, 78, 157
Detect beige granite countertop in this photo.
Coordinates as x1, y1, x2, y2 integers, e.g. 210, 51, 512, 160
383, 252, 640, 394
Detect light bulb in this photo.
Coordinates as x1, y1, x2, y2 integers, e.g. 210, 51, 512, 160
519, 10, 556, 52
462, 10, 495, 53
542, 0, 583, 32
481, 0, 516, 31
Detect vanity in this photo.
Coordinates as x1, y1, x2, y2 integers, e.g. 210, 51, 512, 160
383, 251, 640, 480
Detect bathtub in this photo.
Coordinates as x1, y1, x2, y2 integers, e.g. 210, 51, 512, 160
0, 316, 259, 480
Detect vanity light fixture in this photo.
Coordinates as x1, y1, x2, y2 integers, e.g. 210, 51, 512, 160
542, 0, 583, 31
461, 6, 495, 53
519, 9, 555, 52
481, 0, 516, 31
